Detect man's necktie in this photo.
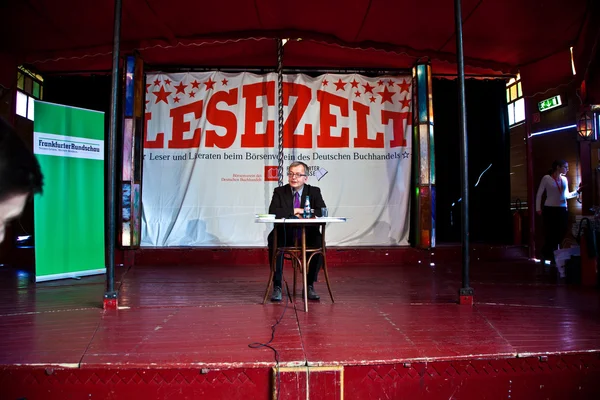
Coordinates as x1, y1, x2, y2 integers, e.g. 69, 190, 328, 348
293, 191, 301, 241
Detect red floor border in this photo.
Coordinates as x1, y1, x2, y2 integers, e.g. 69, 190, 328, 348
2, 353, 599, 399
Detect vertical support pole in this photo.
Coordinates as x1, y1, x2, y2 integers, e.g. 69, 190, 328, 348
455, 0, 474, 304
276, 39, 285, 187
525, 98, 536, 259
412, 62, 436, 249
104, 0, 122, 310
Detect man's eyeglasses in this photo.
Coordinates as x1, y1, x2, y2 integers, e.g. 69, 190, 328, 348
287, 173, 306, 178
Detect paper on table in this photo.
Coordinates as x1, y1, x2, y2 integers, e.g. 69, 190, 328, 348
255, 214, 276, 219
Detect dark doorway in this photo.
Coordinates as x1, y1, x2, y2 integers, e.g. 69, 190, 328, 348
432, 78, 511, 243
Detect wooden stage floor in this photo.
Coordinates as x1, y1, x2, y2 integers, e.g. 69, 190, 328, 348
1, 247, 600, 399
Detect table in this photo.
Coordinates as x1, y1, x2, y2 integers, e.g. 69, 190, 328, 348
255, 217, 346, 312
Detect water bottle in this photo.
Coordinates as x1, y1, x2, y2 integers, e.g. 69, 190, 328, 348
303, 196, 311, 218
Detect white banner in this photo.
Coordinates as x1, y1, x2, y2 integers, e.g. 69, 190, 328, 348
142, 72, 412, 246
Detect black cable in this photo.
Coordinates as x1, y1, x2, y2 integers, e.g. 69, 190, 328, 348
248, 220, 291, 400
248, 281, 290, 400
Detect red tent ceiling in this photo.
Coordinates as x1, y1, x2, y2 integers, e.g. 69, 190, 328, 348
1, 0, 597, 93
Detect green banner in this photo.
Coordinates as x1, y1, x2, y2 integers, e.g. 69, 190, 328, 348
33, 101, 105, 282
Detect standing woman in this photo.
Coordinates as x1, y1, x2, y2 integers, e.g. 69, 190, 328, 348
535, 160, 581, 264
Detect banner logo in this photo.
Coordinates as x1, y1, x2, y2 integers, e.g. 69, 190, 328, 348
308, 166, 328, 181
264, 166, 279, 181
34, 132, 104, 160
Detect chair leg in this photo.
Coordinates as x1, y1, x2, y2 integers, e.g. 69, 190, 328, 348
263, 266, 275, 304
322, 254, 335, 303
263, 248, 278, 304
292, 258, 297, 299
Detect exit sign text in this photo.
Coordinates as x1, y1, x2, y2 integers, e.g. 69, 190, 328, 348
538, 95, 562, 112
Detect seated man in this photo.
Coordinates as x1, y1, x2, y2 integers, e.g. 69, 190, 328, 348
267, 161, 326, 302
0, 118, 44, 243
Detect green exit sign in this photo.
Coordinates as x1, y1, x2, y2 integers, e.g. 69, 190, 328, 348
538, 95, 562, 112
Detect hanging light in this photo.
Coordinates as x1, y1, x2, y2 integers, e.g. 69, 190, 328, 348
577, 108, 596, 141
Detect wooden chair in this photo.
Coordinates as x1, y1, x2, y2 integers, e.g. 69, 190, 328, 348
263, 224, 335, 304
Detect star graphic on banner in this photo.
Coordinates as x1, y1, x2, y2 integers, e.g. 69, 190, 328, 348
350, 79, 359, 89
377, 86, 396, 104
145, 100, 149, 109
334, 79, 346, 91
153, 79, 161, 86
146, 83, 151, 93
363, 82, 375, 94
400, 98, 411, 109
191, 80, 200, 89
204, 78, 216, 90
397, 79, 411, 93
221, 78, 228, 86
173, 96, 180, 103
386, 79, 395, 87
322, 79, 329, 86
174, 82, 187, 94
369, 96, 376, 103
354, 91, 361, 98
402, 151, 410, 159
377, 79, 385, 86
153, 85, 171, 104
164, 79, 172, 86
189, 90, 196, 98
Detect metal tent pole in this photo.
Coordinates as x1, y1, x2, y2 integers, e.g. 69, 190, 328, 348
276, 39, 285, 187
104, 0, 122, 309
454, 0, 474, 304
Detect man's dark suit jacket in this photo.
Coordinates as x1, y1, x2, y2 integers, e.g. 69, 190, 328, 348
267, 183, 327, 250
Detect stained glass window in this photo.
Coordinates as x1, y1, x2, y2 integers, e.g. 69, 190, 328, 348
506, 74, 524, 127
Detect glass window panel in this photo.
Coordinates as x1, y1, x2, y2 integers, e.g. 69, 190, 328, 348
17, 73, 24, 90
417, 65, 427, 123
122, 118, 133, 181
515, 98, 525, 123
507, 78, 516, 86
517, 82, 522, 97
24, 76, 32, 94
33, 81, 40, 98
124, 56, 135, 117
16, 91, 27, 118
429, 124, 435, 184
131, 183, 141, 246
510, 85, 517, 102
427, 65, 433, 123
40, 85, 43, 100
507, 102, 515, 126
506, 88, 510, 103
419, 124, 429, 184
122, 222, 131, 247
27, 96, 35, 120
133, 117, 143, 181
122, 183, 132, 221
